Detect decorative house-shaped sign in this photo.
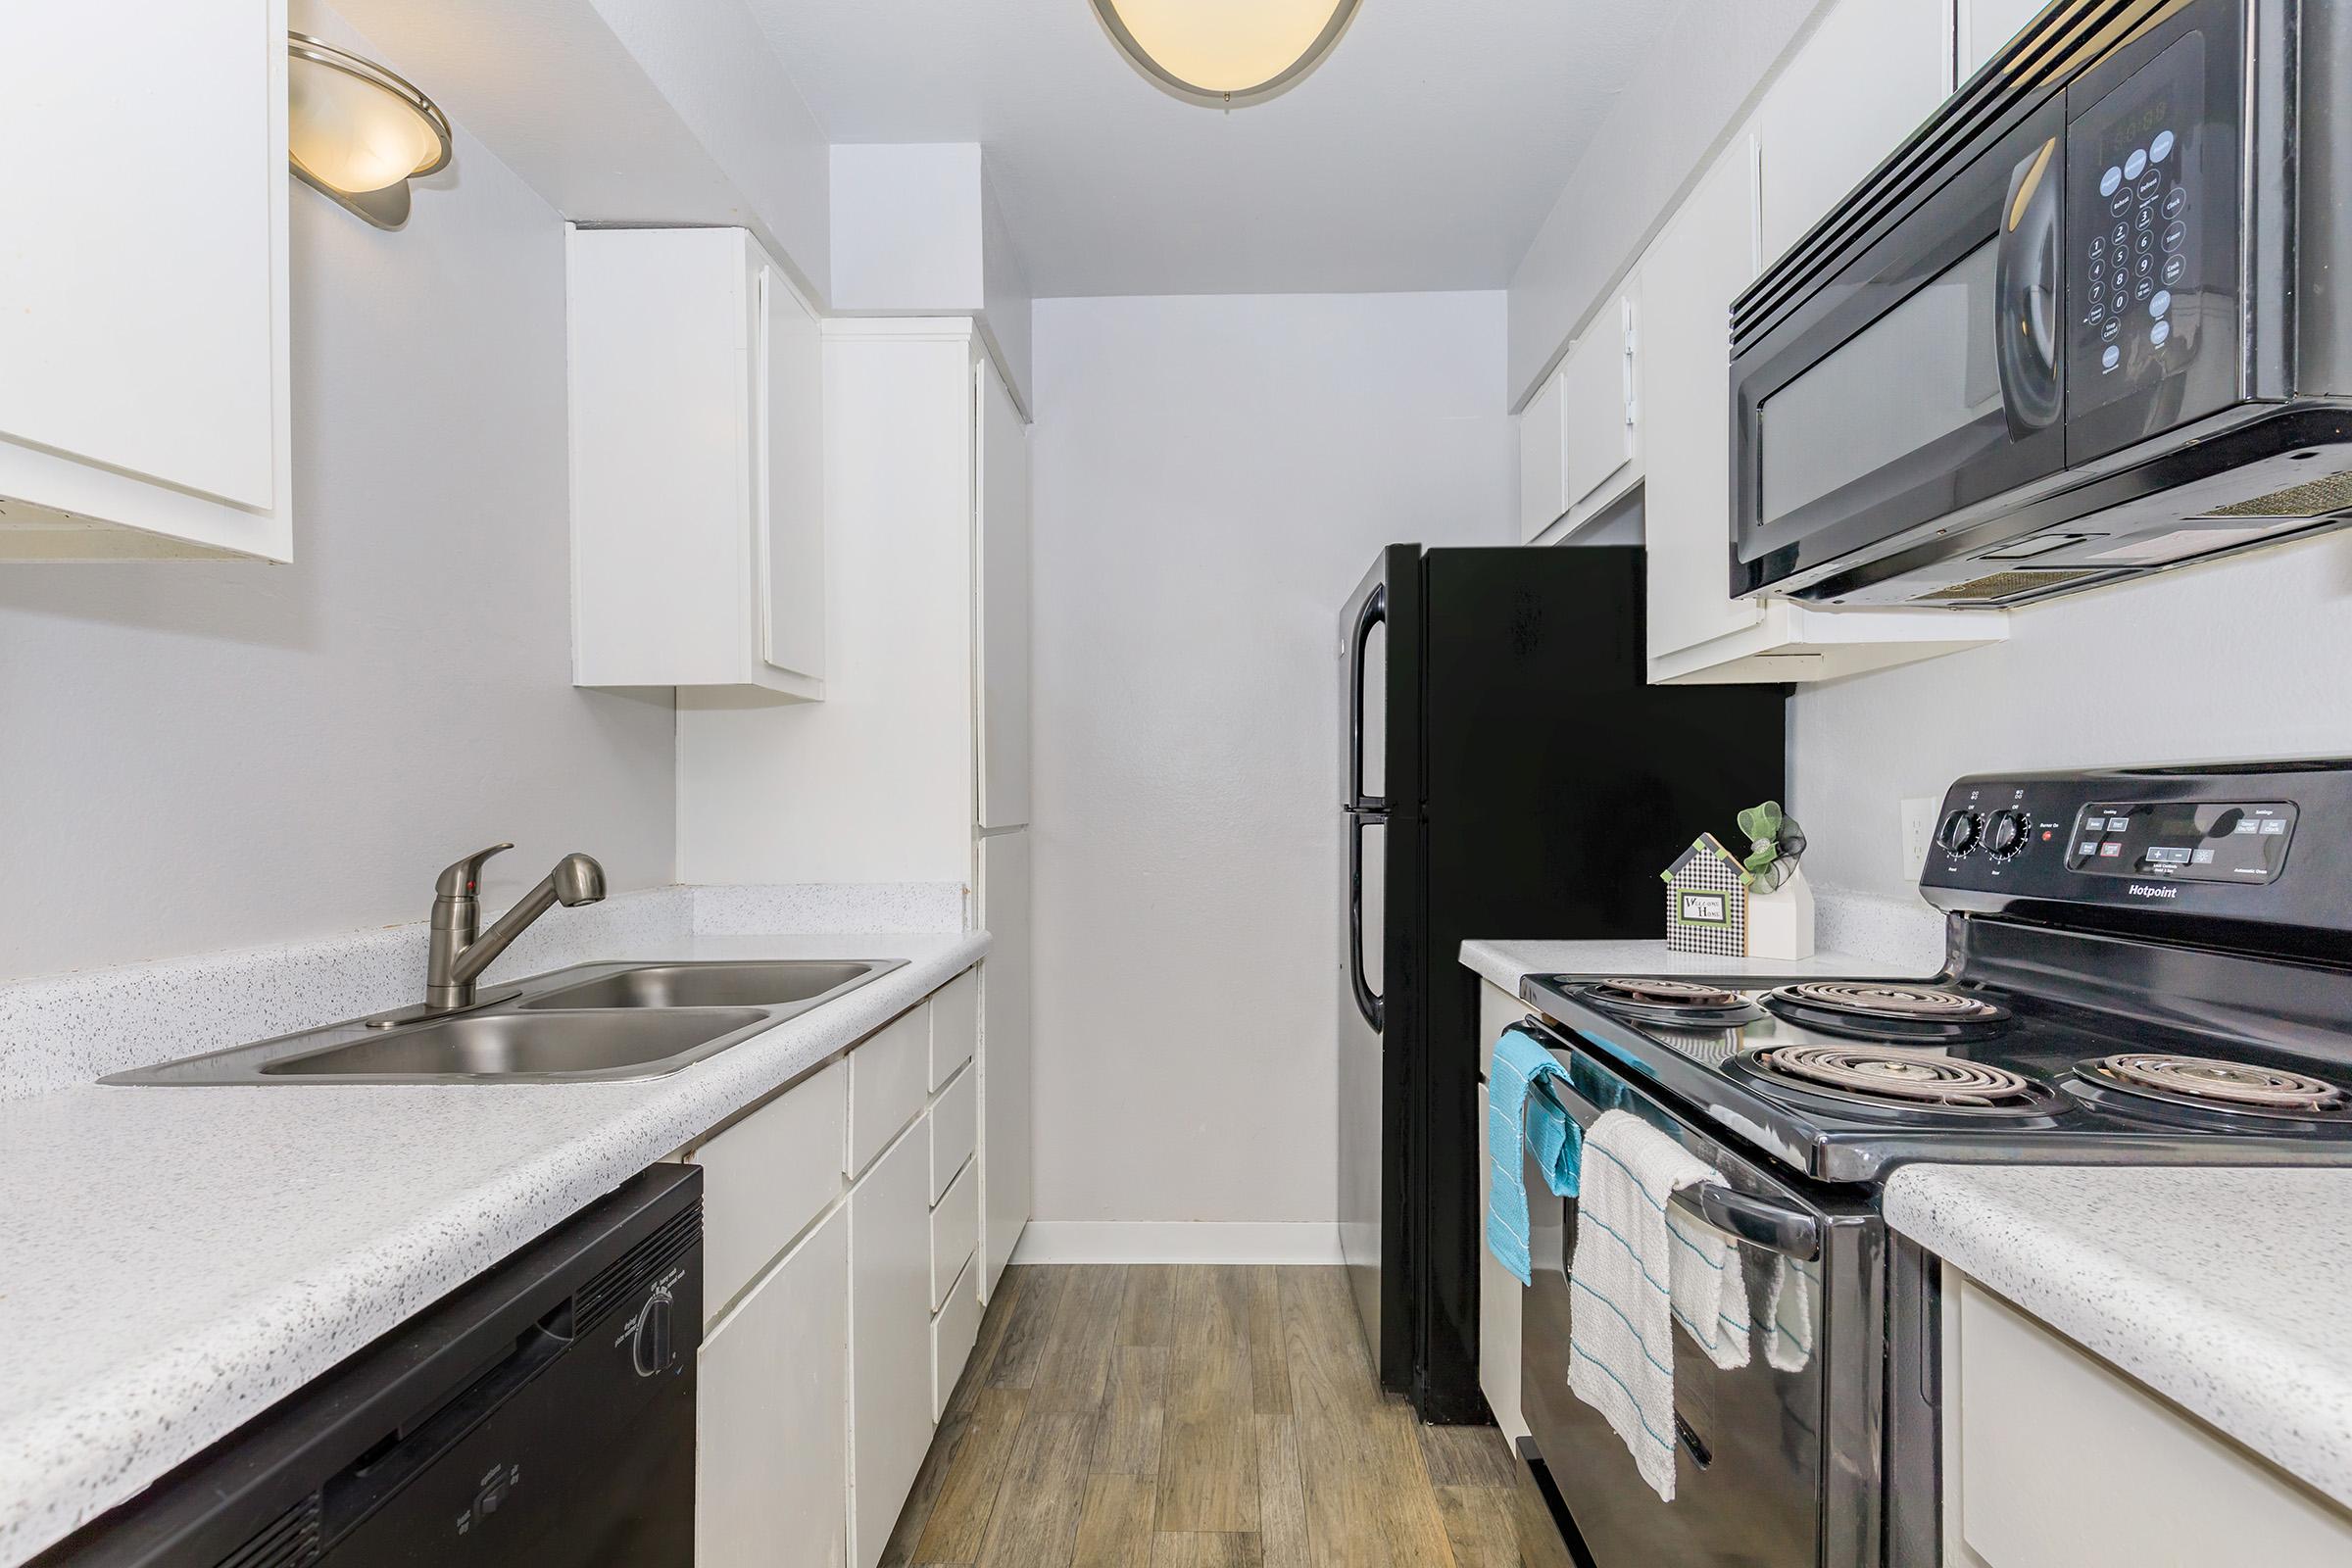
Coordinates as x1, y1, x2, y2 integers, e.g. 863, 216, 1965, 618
1663, 833, 1747, 958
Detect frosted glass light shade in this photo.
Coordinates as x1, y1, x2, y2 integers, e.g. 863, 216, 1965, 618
286, 33, 451, 228
1093, 0, 1360, 104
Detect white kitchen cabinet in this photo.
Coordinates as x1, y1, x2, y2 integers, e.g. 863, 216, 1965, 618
848, 1003, 931, 1177
929, 968, 979, 1089
932, 1256, 983, 1421
850, 1116, 937, 1568
0, 1, 291, 563
1958, 0, 2047, 77
1757, 0, 1952, 269
1640, 134, 2006, 684
688, 1057, 848, 1322
1942, 1273, 2352, 1567
977, 359, 1032, 831
1562, 280, 1642, 520
978, 828, 1033, 1297
1516, 368, 1568, 542
1477, 980, 1528, 1446
699, 1204, 850, 1568
567, 225, 824, 698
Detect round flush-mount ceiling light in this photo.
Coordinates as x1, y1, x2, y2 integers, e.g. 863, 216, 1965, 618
286, 32, 452, 229
1091, 0, 1362, 108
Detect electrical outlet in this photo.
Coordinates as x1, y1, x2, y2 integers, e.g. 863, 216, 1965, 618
1900, 797, 1940, 878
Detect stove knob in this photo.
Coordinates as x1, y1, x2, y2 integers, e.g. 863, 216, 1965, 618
1985, 808, 2029, 859
1937, 808, 1984, 856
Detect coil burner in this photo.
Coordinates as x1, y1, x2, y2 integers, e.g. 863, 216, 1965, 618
1742, 1044, 2046, 1112
1579, 978, 1766, 1027
2079, 1054, 2352, 1122
1761, 982, 2010, 1043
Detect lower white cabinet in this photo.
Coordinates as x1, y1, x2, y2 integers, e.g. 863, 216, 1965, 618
1477, 980, 1528, 1445
932, 1255, 982, 1421
698, 1204, 850, 1568
1942, 1273, 2352, 1567
978, 829, 1033, 1296
849, 1113, 938, 1568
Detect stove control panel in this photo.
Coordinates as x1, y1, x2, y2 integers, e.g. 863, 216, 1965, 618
1922, 764, 2345, 945
2066, 799, 2295, 883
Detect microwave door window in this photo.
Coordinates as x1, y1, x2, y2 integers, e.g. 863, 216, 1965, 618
1758, 239, 2005, 532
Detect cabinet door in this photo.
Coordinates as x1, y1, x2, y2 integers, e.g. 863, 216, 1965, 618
1959, 0, 2046, 76
1562, 283, 1640, 514
759, 259, 827, 686
0, 0, 288, 558
976, 359, 1031, 830
850, 1118, 936, 1568
699, 1204, 850, 1568
1757, 0, 1951, 267
978, 828, 1032, 1296
1516, 368, 1567, 542
1642, 137, 1767, 662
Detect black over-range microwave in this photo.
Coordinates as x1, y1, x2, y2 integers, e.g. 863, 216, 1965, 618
1730, 0, 2352, 609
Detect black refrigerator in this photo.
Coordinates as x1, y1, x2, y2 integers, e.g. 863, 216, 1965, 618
1338, 544, 1786, 1422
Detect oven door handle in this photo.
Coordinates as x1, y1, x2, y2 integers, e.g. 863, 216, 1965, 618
1671, 1182, 1822, 1262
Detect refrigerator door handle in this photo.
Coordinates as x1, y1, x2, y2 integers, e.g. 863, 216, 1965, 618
1348, 810, 1384, 1030
1348, 584, 1388, 811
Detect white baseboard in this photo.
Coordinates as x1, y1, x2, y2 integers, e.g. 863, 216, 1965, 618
1009, 1221, 1345, 1266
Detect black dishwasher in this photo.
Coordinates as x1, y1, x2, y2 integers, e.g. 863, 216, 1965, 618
38, 1165, 703, 1568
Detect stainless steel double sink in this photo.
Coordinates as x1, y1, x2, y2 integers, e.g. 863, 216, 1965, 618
104, 958, 905, 1086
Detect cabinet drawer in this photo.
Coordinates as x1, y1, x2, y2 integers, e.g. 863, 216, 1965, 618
929, 967, 978, 1088
931, 1252, 981, 1421
691, 1058, 848, 1321
1948, 1275, 2352, 1567
930, 1157, 977, 1312
930, 1062, 977, 1205
848, 1004, 930, 1176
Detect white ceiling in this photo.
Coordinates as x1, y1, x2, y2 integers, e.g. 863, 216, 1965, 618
744, 0, 1677, 298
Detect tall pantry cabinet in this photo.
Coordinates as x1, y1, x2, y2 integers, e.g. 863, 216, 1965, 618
675, 317, 1033, 1298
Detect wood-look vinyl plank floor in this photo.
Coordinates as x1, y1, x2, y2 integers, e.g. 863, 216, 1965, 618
885, 1265, 1572, 1568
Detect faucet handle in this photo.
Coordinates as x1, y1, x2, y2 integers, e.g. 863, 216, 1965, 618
434, 843, 514, 898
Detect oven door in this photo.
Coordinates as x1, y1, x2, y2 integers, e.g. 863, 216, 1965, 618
1519, 1029, 1882, 1568
1734, 94, 2073, 597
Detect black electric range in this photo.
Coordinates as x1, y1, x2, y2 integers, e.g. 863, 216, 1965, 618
1507, 760, 2352, 1568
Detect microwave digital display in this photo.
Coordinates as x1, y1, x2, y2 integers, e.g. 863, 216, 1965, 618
2065, 29, 2210, 419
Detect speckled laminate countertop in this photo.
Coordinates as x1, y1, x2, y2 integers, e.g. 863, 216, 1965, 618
1459, 936, 1933, 997
0, 930, 986, 1566
1886, 1163, 2352, 1510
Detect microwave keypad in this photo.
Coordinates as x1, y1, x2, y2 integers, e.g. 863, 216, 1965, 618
2068, 30, 2208, 416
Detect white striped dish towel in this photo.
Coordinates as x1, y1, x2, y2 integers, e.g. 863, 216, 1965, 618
1567, 1109, 1752, 1501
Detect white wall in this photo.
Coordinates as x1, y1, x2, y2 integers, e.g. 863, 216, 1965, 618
1791, 531, 2352, 901
0, 6, 675, 980
1028, 292, 1515, 1231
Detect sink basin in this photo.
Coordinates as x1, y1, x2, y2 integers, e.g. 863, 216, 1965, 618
258, 1008, 769, 1081
520, 959, 886, 1011
102, 956, 906, 1086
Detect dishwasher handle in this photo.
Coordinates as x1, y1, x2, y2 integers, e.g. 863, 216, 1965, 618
1671, 1182, 1822, 1262
322, 1305, 574, 1537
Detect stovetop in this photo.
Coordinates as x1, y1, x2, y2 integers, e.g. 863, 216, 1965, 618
1520, 970, 2352, 1185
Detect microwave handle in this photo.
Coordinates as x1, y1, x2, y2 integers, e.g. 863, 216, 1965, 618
1995, 134, 2065, 439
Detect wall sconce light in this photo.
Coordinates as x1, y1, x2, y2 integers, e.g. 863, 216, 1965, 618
1090, 0, 1361, 108
286, 32, 452, 228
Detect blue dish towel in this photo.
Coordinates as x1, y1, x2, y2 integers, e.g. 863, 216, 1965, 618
1486, 1025, 1583, 1288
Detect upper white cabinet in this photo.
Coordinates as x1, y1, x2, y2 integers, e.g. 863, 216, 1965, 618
1642, 139, 1769, 662
567, 225, 825, 699
976, 359, 1031, 831
0, 1, 291, 562
1757, 0, 1952, 269
1562, 279, 1642, 518
1642, 134, 2006, 685
1517, 369, 1567, 542
1959, 0, 2049, 77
